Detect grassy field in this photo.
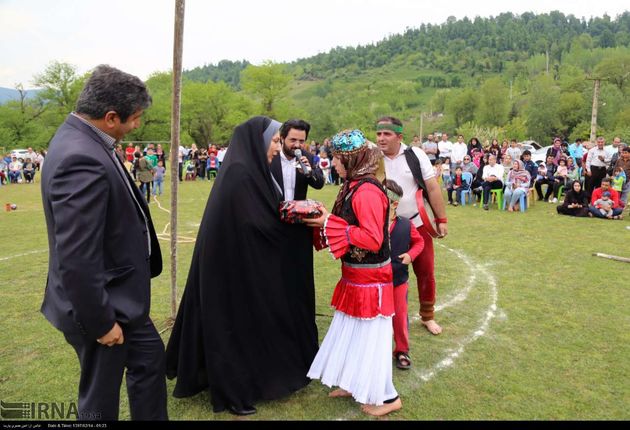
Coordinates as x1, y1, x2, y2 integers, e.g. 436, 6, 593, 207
0, 177, 629, 421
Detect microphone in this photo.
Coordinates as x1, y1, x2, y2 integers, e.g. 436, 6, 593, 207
293, 149, 311, 175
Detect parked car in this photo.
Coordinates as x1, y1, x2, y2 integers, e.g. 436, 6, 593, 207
518, 140, 542, 154
10, 149, 29, 161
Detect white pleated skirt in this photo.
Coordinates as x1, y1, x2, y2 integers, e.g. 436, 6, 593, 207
307, 310, 398, 405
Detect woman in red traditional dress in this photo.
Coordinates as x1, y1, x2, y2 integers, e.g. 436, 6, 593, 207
304, 129, 402, 417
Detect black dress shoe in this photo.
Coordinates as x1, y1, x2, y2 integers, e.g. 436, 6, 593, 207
227, 404, 257, 416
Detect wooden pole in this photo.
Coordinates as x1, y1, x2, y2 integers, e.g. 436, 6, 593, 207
170, 0, 185, 320
589, 79, 600, 143
592, 253, 630, 264
419, 112, 423, 144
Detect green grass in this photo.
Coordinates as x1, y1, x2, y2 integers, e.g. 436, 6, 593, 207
1, 178, 629, 420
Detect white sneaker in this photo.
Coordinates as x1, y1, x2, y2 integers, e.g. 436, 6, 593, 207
552, 198, 558, 203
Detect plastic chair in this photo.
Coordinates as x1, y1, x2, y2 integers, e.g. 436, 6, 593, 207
460, 172, 474, 206
556, 184, 565, 201
527, 188, 535, 207
480, 187, 504, 210
502, 190, 528, 212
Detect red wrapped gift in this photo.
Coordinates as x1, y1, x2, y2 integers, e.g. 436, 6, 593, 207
279, 199, 324, 224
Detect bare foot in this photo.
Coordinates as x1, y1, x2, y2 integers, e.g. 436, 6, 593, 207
329, 388, 352, 398
362, 398, 402, 417
421, 319, 442, 335
508, 206, 514, 212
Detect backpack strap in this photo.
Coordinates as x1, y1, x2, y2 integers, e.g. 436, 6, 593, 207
403, 147, 428, 195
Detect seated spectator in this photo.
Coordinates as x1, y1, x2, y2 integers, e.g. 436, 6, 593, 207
481, 155, 504, 210
447, 166, 469, 206
461, 155, 478, 176
504, 160, 531, 212
22, 158, 36, 183
551, 158, 569, 203
535, 155, 557, 202
521, 150, 538, 187
592, 191, 615, 218
557, 180, 589, 217
588, 178, 624, 220
185, 160, 196, 181
8, 156, 22, 183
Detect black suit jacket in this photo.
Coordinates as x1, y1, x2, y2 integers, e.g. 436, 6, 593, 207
270, 151, 325, 200
41, 115, 162, 339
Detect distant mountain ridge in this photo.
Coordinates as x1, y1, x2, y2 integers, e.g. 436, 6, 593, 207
0, 87, 41, 104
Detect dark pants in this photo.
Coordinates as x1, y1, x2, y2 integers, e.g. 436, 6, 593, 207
586, 166, 607, 197
535, 178, 554, 200
178, 162, 183, 182
482, 180, 503, 205
63, 318, 168, 421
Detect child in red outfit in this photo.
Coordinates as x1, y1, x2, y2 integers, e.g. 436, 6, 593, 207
383, 179, 425, 370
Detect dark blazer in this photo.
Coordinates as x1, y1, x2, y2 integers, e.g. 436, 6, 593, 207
270, 150, 325, 200
41, 115, 162, 339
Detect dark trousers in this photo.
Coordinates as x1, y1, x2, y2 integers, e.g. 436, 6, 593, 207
63, 318, 168, 421
587, 166, 607, 197
588, 206, 623, 218
178, 162, 183, 182
482, 180, 503, 204
535, 178, 554, 200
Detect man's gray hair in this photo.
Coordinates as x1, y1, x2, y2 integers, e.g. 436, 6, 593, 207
76, 65, 151, 123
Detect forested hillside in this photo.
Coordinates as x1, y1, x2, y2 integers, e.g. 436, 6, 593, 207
2, 11, 630, 150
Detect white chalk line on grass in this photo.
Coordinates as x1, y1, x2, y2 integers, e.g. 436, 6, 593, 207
0, 249, 47, 262
410, 244, 478, 323
409, 244, 499, 387
153, 196, 197, 243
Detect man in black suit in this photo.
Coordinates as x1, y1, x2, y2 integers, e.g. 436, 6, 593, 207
271, 119, 325, 200
40, 65, 167, 421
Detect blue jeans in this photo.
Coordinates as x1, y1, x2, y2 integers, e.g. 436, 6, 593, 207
588, 206, 623, 218
152, 178, 163, 195
504, 187, 527, 209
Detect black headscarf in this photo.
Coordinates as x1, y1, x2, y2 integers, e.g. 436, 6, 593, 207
166, 116, 318, 413
562, 180, 588, 207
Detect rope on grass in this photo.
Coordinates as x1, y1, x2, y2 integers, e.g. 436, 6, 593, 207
153, 195, 196, 243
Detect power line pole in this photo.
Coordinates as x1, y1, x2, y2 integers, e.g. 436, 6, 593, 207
169, 0, 185, 321
588, 78, 601, 143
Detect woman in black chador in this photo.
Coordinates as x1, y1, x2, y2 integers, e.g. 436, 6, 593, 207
166, 116, 319, 416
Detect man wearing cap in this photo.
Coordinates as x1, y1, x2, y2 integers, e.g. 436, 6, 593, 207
376, 116, 448, 335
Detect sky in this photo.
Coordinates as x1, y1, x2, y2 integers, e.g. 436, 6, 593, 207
0, 0, 628, 89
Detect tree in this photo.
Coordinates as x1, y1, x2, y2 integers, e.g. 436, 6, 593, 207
526, 75, 561, 143
594, 50, 630, 92
33, 61, 83, 112
182, 80, 254, 146
477, 77, 509, 126
445, 88, 477, 128
240, 62, 291, 116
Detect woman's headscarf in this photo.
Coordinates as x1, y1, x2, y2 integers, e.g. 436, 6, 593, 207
508, 159, 531, 187
330, 129, 384, 215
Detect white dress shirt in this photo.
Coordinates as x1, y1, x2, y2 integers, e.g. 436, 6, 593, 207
280, 150, 297, 201
383, 143, 435, 228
